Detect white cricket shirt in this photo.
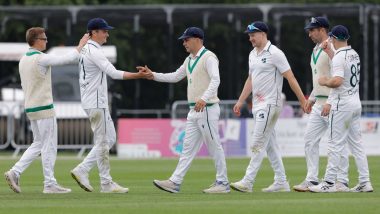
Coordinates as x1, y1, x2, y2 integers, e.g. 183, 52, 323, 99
327, 46, 361, 111
79, 40, 124, 109
249, 41, 291, 108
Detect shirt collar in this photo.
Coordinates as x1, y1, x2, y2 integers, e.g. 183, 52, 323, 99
88, 39, 101, 48
28, 47, 42, 53
190, 46, 205, 59
335, 45, 351, 52
254, 41, 271, 55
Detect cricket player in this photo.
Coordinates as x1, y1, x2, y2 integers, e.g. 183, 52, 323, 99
70, 18, 152, 193
4, 27, 89, 193
309, 25, 373, 193
138, 27, 230, 194
230, 21, 306, 193
293, 17, 350, 192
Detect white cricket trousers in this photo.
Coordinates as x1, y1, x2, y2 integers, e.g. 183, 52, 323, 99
324, 109, 371, 184
11, 117, 58, 187
76, 108, 116, 184
170, 104, 228, 184
304, 103, 349, 183
242, 105, 287, 184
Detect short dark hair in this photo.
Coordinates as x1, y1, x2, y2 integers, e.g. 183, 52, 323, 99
26, 27, 45, 46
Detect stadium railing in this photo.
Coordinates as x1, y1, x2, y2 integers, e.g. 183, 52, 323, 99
2, 100, 379, 155
1, 102, 94, 157
171, 100, 380, 119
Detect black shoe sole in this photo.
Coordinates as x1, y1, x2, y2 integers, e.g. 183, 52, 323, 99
71, 172, 92, 192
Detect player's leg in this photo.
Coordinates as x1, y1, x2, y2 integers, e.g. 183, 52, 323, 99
347, 110, 373, 192
5, 120, 43, 193
336, 144, 350, 192
294, 104, 327, 191
200, 104, 229, 193
169, 119, 203, 184
262, 107, 290, 192
39, 117, 71, 193
310, 110, 349, 193
234, 106, 275, 191
304, 104, 327, 182
100, 109, 128, 193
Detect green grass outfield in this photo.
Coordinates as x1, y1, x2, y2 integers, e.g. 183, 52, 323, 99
0, 156, 379, 214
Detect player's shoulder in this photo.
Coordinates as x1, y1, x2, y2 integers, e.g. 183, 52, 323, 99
267, 44, 285, 57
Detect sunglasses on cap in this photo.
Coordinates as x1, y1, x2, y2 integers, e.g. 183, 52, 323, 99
247, 24, 263, 32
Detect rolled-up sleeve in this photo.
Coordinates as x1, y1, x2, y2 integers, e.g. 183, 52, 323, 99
201, 56, 220, 101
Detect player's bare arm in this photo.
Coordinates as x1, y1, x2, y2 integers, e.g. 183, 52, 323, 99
282, 69, 306, 112
233, 76, 252, 117
318, 76, 343, 88
122, 68, 152, 80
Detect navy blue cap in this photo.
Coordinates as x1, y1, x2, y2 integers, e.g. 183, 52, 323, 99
328, 25, 350, 40
87, 18, 114, 31
304, 17, 329, 30
245, 21, 268, 33
178, 27, 204, 40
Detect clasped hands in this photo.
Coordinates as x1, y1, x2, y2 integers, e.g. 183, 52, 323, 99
136, 65, 154, 80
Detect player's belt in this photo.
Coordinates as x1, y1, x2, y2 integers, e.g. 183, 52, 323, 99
315, 95, 328, 99
25, 104, 54, 113
188, 102, 215, 107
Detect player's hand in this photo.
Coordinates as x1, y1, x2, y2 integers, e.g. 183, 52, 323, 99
321, 104, 331, 117
318, 76, 329, 86
304, 100, 315, 114
77, 33, 90, 50
321, 38, 335, 59
233, 101, 244, 117
136, 65, 154, 80
194, 99, 206, 112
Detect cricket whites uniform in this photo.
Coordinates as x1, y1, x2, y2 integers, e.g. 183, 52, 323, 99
323, 46, 371, 184
241, 41, 289, 185
76, 40, 124, 185
153, 46, 228, 185
303, 45, 349, 184
12, 48, 79, 187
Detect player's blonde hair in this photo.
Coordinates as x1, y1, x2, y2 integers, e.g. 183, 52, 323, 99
26, 27, 45, 46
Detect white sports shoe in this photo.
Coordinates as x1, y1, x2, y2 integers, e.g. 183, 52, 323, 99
153, 179, 180, 193
71, 167, 93, 192
293, 180, 318, 192
262, 181, 290, 192
4, 170, 21, 193
309, 181, 337, 193
101, 181, 129, 193
335, 182, 350, 192
203, 181, 230, 194
230, 180, 253, 193
43, 184, 71, 194
350, 182, 374, 192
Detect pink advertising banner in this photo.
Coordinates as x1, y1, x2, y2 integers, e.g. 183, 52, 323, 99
117, 118, 247, 158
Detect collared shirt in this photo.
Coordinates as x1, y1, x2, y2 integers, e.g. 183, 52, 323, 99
153, 46, 220, 102
29, 48, 79, 75
249, 41, 290, 108
327, 45, 361, 111
79, 39, 124, 109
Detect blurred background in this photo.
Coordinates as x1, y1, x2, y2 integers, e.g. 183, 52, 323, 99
0, 1, 379, 158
